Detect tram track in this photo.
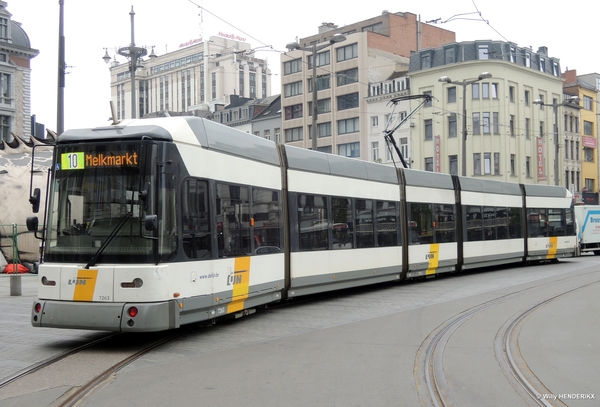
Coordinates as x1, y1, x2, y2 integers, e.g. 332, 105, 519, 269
0, 327, 196, 406
415, 268, 600, 407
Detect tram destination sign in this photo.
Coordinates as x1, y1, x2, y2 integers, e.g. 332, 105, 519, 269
60, 151, 139, 170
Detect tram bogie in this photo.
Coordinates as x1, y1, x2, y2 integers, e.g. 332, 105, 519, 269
27, 117, 576, 332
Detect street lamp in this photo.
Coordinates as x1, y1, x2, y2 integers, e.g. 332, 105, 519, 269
439, 72, 492, 176
103, 7, 156, 119
533, 96, 580, 186
286, 34, 347, 151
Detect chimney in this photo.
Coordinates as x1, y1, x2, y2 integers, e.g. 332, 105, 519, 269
537, 46, 548, 55
319, 22, 338, 34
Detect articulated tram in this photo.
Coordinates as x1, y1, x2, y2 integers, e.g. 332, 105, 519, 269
28, 117, 577, 332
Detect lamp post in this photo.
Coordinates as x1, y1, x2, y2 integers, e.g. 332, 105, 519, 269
286, 34, 347, 151
533, 96, 580, 186
103, 7, 156, 119
439, 72, 492, 176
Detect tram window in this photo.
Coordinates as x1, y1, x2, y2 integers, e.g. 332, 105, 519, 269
509, 207, 522, 238
495, 208, 509, 240
464, 206, 483, 242
547, 208, 564, 236
409, 203, 433, 244
252, 188, 281, 254
355, 199, 374, 248
299, 194, 328, 251
528, 208, 546, 237
483, 206, 496, 240
216, 183, 250, 257
332, 197, 353, 249
182, 179, 211, 259
434, 204, 456, 243
376, 201, 399, 247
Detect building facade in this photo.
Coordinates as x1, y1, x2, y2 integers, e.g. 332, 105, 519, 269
409, 41, 569, 186
564, 70, 599, 201
0, 1, 38, 141
280, 11, 454, 159
107, 35, 271, 120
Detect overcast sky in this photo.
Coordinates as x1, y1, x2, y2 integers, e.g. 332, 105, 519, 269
7, 0, 599, 133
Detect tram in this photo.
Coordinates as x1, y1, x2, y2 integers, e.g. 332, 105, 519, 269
27, 117, 577, 332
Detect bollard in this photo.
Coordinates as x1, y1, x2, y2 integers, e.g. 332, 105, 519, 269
10, 274, 22, 296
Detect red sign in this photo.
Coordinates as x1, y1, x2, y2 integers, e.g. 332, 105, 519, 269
537, 137, 546, 181
218, 32, 247, 42
179, 38, 202, 48
583, 136, 597, 148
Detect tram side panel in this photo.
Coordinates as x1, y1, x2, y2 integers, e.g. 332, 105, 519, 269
402, 170, 457, 278
458, 177, 525, 270
285, 156, 403, 298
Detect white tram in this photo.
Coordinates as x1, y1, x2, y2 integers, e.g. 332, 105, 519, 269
27, 117, 576, 332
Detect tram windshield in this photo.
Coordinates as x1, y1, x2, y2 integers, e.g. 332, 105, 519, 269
44, 142, 159, 263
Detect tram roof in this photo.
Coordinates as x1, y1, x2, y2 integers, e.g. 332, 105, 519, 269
284, 144, 399, 184
458, 176, 522, 195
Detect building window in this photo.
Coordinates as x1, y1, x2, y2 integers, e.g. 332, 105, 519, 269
448, 114, 457, 137
336, 43, 358, 62
525, 52, 531, 67
308, 51, 330, 68
583, 120, 594, 136
424, 119, 433, 140
309, 122, 332, 139
264, 129, 271, 140
371, 116, 379, 127
539, 57, 545, 73
472, 83, 480, 99
308, 98, 332, 115
584, 96, 593, 110
509, 86, 515, 103
526, 156, 531, 178
445, 47, 455, 64
510, 154, 515, 175
338, 117, 359, 134
482, 112, 491, 134
311, 61, 335, 81
337, 68, 358, 86
362, 22, 383, 34
447, 87, 456, 103
494, 153, 500, 175
284, 81, 303, 97
274, 128, 281, 144
510, 115, 515, 136
285, 104, 303, 120
421, 54, 431, 69
285, 127, 303, 142
478, 44, 489, 60
400, 137, 409, 162
425, 157, 434, 172
539, 121, 545, 136
493, 112, 499, 135
424, 91, 432, 107
524, 90, 530, 106
538, 94, 545, 109
0, 115, 10, 142
482, 83, 490, 99
525, 118, 531, 139
372, 141, 379, 161
576, 141, 580, 160
449, 155, 458, 175
0, 73, 11, 105
510, 46, 516, 63
317, 146, 332, 154
584, 147, 594, 162
337, 92, 359, 110
585, 179, 595, 191
338, 142, 360, 158
472, 113, 480, 135
553, 62, 559, 76
474, 153, 482, 175
484, 152, 492, 174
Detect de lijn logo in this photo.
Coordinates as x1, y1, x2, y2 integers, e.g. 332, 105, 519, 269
227, 271, 245, 286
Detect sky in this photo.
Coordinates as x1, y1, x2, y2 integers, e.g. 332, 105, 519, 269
7, 0, 599, 133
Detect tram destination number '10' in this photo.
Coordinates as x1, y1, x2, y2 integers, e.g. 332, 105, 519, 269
61, 152, 85, 170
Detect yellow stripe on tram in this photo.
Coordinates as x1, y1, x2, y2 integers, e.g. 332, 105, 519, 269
426, 243, 440, 276
227, 257, 251, 313
546, 236, 558, 260
73, 269, 98, 301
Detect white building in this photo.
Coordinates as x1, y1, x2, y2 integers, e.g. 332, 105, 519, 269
107, 35, 271, 120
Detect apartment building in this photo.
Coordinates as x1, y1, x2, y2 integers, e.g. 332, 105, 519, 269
280, 11, 454, 159
564, 70, 598, 202
409, 41, 568, 186
0, 1, 38, 141
107, 35, 271, 120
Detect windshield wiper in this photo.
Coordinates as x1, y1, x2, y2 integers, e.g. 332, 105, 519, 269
84, 212, 132, 269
